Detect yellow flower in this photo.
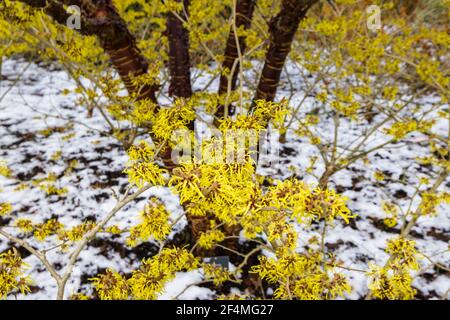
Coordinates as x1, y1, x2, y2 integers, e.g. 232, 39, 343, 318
202, 263, 233, 286
0, 160, 11, 177
127, 141, 155, 162
374, 170, 385, 182
15, 218, 34, 233
91, 269, 129, 300
34, 219, 64, 241
104, 225, 123, 235
384, 217, 397, 228
252, 249, 351, 300
0, 248, 32, 298
0, 202, 12, 216
385, 120, 417, 140
126, 248, 198, 300
125, 162, 167, 187
127, 197, 172, 246
62, 221, 96, 242
198, 229, 225, 250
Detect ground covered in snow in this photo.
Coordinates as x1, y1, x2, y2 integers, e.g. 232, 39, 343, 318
0, 59, 448, 300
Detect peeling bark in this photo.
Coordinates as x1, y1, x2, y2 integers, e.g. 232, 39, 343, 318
81, 0, 158, 102
218, 0, 256, 95
166, 0, 192, 98
216, 0, 256, 119
17, 0, 159, 102
253, 0, 318, 104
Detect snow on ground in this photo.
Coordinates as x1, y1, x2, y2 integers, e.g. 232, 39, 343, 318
0, 58, 448, 300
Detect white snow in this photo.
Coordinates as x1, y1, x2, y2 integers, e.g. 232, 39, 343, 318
0, 58, 448, 300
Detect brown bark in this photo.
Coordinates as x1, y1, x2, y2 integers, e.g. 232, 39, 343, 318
253, 0, 318, 104
17, 0, 181, 173
17, 0, 159, 102
18, 0, 209, 254
215, 0, 256, 120
166, 0, 192, 98
218, 0, 256, 95
81, 0, 158, 102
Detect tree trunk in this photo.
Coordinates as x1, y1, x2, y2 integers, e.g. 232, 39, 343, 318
216, 0, 256, 119
82, 0, 159, 102
166, 0, 192, 98
253, 0, 317, 104
218, 0, 256, 95
18, 0, 159, 102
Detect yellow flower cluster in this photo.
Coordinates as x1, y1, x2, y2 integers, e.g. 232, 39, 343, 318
32, 173, 68, 197
186, 0, 235, 58
416, 60, 449, 89
126, 162, 168, 188
127, 197, 172, 246
12, 217, 96, 244
382, 202, 399, 228
373, 170, 385, 182
218, 100, 289, 132
331, 101, 360, 118
0, 248, 32, 299
385, 120, 418, 141
127, 141, 156, 163
14, 218, 34, 233
33, 219, 64, 242
202, 263, 234, 286
419, 192, 450, 216
302, 187, 355, 223
104, 225, 123, 235
130, 100, 158, 126
0, 202, 12, 216
250, 180, 354, 225
91, 248, 198, 300
170, 162, 256, 226
252, 249, 351, 300
386, 237, 419, 270
125, 141, 168, 187
91, 269, 129, 300
169, 158, 355, 252
152, 100, 196, 142
368, 237, 419, 300
69, 293, 90, 300
0, 160, 11, 177
198, 229, 226, 250
367, 264, 416, 300
251, 100, 290, 129
62, 221, 96, 242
